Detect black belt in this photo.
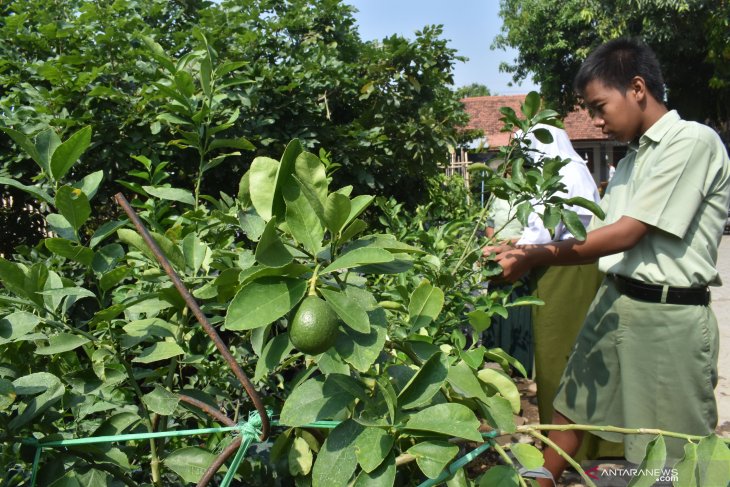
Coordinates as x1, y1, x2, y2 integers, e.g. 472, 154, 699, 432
609, 274, 710, 306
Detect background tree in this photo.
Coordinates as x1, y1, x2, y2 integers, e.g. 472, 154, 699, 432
454, 82, 492, 99
493, 0, 730, 142
0, 0, 469, 254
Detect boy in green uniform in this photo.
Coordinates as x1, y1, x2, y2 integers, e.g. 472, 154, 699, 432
484, 38, 730, 484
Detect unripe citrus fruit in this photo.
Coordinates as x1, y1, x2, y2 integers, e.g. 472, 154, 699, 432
290, 296, 339, 355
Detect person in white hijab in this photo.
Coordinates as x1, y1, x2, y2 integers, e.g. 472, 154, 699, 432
517, 124, 600, 245
507, 124, 624, 461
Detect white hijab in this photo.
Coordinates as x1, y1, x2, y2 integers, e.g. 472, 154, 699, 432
515, 124, 601, 244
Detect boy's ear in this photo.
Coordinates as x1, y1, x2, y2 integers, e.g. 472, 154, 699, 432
630, 76, 647, 102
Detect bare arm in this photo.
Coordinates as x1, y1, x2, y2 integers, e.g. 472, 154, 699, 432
490, 216, 650, 282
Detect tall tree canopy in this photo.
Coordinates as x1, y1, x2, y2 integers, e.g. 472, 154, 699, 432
0, 0, 468, 251
455, 83, 492, 99
494, 0, 730, 142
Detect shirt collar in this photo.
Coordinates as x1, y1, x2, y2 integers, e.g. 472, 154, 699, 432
641, 110, 680, 144
627, 110, 679, 151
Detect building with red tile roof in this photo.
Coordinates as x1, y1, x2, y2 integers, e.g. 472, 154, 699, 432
457, 95, 628, 183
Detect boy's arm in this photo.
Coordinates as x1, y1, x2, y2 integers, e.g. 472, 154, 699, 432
488, 216, 650, 282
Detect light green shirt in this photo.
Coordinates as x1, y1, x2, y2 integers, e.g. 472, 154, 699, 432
487, 197, 524, 240
594, 110, 730, 286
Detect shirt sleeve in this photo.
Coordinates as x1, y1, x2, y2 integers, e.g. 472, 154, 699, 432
624, 129, 713, 238
517, 208, 551, 245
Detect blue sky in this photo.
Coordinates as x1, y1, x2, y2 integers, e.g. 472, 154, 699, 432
344, 0, 539, 95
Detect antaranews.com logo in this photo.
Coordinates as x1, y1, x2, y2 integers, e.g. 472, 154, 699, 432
581, 462, 678, 486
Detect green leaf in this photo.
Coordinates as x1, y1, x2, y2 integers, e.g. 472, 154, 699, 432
209, 137, 254, 151
324, 192, 351, 235
408, 280, 445, 331
0, 177, 54, 205
295, 152, 328, 204
467, 310, 491, 333
511, 444, 544, 470
405, 403, 482, 442
542, 205, 561, 230
345, 195, 375, 229
561, 209, 586, 240
35, 333, 90, 355
46, 214, 76, 240
283, 179, 325, 256
45, 238, 94, 266
89, 220, 127, 248
485, 348, 528, 378
254, 333, 293, 382
0, 128, 43, 172
117, 228, 185, 270
248, 156, 279, 221
477, 368, 521, 414
164, 447, 221, 484
354, 427, 394, 473
71, 170, 104, 200
479, 395, 516, 434
9, 372, 65, 431
516, 200, 532, 226
407, 441, 459, 479
100, 266, 130, 292
696, 434, 730, 487
341, 219, 368, 242
627, 435, 666, 487
289, 436, 314, 477
674, 442, 698, 487
37, 286, 96, 300
320, 288, 370, 333
335, 308, 388, 372
226, 277, 306, 330
55, 185, 91, 231
531, 127, 554, 144
142, 385, 179, 415
0, 311, 42, 345
280, 376, 356, 427
36, 128, 62, 177
50, 126, 92, 181
182, 233, 209, 273
271, 139, 304, 220
322, 247, 394, 274
0, 257, 30, 300
255, 217, 293, 267
0, 378, 15, 411
143, 186, 195, 206
564, 196, 605, 220
312, 419, 363, 487
132, 341, 185, 363
353, 452, 396, 487
521, 91, 541, 119
447, 360, 490, 403
398, 352, 449, 409
460, 347, 486, 370
478, 465, 520, 487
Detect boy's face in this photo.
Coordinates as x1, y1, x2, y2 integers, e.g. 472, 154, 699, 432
583, 79, 643, 143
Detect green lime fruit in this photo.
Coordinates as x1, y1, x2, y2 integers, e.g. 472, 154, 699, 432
290, 296, 340, 355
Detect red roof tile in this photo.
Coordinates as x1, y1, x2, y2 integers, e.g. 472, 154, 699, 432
461, 95, 608, 148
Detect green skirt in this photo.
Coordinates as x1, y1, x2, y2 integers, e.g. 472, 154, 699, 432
532, 264, 624, 461
554, 276, 719, 464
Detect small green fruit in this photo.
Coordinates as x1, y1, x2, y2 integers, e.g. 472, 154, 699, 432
290, 296, 340, 355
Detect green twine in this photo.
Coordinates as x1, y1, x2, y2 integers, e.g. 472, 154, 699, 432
416, 432, 499, 487
23, 416, 501, 486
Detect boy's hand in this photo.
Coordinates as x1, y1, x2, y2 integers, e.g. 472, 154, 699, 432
481, 243, 533, 283
481, 242, 513, 257
491, 248, 532, 282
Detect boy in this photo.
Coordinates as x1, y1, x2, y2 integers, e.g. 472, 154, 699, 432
484, 38, 730, 484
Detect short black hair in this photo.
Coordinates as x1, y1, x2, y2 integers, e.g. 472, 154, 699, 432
574, 38, 665, 103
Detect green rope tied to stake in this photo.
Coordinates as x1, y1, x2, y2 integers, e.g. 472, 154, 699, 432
219, 410, 265, 487
23, 416, 500, 486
